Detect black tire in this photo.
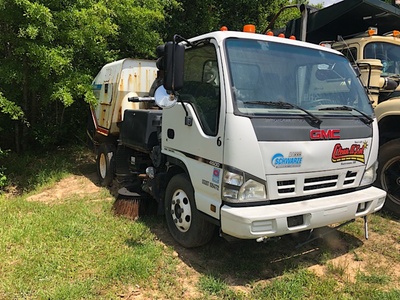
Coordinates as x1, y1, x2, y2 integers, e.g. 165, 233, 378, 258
376, 139, 400, 216
86, 109, 96, 151
96, 143, 116, 187
165, 173, 215, 248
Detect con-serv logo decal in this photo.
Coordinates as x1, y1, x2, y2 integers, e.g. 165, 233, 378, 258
331, 141, 368, 164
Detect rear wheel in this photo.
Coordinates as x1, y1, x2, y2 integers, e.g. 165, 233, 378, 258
376, 139, 400, 216
96, 143, 116, 186
165, 173, 215, 248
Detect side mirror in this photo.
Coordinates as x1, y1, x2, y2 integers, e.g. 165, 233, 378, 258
154, 86, 177, 109
163, 41, 185, 92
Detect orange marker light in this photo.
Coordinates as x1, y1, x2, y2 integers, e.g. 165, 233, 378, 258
220, 26, 228, 31
278, 33, 285, 38
393, 30, 400, 37
367, 27, 377, 36
289, 35, 296, 40
243, 24, 256, 33
266, 31, 274, 36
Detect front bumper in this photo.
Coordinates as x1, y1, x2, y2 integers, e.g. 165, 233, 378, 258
220, 186, 386, 239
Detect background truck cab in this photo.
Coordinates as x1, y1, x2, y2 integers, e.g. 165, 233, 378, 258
278, 0, 400, 217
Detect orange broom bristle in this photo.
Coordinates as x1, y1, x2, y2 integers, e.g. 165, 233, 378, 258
113, 197, 141, 220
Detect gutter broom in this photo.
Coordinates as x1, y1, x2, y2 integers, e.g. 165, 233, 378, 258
113, 187, 148, 220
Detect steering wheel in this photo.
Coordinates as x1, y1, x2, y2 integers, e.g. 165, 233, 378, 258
205, 67, 218, 85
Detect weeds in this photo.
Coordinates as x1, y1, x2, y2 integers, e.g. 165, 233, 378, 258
0, 147, 399, 299
0, 148, 9, 189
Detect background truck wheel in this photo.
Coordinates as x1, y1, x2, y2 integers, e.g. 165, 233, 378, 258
165, 173, 215, 248
376, 139, 400, 217
96, 143, 116, 187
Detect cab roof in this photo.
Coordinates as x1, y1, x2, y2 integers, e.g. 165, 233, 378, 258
285, 0, 400, 43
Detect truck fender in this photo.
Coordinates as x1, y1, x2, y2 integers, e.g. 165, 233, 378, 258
375, 97, 400, 122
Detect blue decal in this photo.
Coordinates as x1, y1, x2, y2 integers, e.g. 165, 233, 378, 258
212, 168, 220, 183
272, 152, 302, 168
92, 84, 102, 90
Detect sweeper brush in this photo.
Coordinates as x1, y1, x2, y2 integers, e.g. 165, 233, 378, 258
113, 187, 151, 220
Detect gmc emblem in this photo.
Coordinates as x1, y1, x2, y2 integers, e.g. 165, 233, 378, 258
310, 129, 340, 140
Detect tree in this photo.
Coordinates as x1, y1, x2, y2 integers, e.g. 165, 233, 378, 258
165, 0, 307, 40
0, 0, 319, 153
0, 0, 174, 151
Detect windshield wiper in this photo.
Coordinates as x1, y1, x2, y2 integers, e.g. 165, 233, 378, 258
318, 105, 373, 125
243, 101, 322, 124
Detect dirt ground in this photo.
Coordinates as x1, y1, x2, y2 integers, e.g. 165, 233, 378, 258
25, 172, 400, 298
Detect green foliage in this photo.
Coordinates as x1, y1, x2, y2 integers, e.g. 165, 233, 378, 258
0, 0, 332, 152
164, 0, 311, 40
0, 92, 25, 121
0, 146, 93, 194
0, 195, 170, 299
0, 148, 9, 189
0, 0, 173, 151
198, 274, 231, 296
1, 147, 400, 298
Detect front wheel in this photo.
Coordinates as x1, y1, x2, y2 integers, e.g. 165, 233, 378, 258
165, 174, 215, 248
96, 143, 116, 187
376, 139, 400, 216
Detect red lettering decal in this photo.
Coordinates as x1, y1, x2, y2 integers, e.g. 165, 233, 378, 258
310, 129, 341, 140
331, 143, 365, 163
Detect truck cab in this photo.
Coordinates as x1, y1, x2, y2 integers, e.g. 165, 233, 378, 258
89, 25, 387, 248
157, 28, 385, 246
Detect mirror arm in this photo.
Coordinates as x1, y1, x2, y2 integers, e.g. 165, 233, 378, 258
128, 96, 155, 102
173, 34, 193, 47
174, 92, 192, 126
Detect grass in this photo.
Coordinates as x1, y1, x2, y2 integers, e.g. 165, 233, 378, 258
1, 146, 399, 299
1, 146, 94, 195
0, 194, 174, 299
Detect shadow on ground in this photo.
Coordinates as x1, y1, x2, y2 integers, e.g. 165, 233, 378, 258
138, 215, 365, 285
79, 150, 395, 285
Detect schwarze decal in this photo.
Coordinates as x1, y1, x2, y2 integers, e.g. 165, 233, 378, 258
331, 141, 367, 164
271, 152, 303, 168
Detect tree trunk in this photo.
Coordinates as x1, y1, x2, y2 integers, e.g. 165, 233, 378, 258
14, 122, 20, 153
21, 60, 29, 151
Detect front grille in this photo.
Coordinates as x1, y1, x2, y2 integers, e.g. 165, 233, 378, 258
276, 170, 359, 195
344, 171, 357, 185
304, 175, 338, 191
277, 180, 295, 193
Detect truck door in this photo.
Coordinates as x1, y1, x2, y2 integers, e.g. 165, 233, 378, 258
97, 67, 114, 130
162, 42, 224, 220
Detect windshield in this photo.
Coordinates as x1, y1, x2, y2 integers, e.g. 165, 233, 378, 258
225, 38, 373, 117
364, 42, 400, 76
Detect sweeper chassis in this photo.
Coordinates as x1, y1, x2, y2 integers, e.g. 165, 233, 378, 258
99, 136, 372, 249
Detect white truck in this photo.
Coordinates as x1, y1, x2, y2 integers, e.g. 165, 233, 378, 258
276, 0, 400, 216
88, 24, 386, 248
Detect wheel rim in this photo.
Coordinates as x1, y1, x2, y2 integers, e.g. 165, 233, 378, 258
99, 153, 107, 179
382, 156, 400, 206
170, 189, 192, 232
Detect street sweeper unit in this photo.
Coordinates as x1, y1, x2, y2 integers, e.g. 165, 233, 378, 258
88, 25, 387, 248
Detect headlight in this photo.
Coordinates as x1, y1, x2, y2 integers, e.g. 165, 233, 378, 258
239, 179, 266, 200
223, 170, 244, 186
222, 167, 267, 203
360, 161, 378, 186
